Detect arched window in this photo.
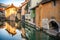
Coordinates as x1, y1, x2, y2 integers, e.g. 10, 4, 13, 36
52, 0, 56, 6
49, 21, 59, 31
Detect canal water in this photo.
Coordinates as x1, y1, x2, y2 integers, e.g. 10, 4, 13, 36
0, 21, 59, 40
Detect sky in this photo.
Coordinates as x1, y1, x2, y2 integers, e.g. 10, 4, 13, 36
0, 0, 25, 7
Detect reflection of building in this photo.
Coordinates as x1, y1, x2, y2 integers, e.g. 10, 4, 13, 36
5, 22, 16, 35
5, 4, 18, 21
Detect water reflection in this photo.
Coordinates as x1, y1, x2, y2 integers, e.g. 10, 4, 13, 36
0, 21, 22, 40
0, 21, 5, 28
0, 28, 22, 40
0, 21, 60, 40
25, 25, 60, 40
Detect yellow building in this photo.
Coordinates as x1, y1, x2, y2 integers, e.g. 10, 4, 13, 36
5, 4, 18, 21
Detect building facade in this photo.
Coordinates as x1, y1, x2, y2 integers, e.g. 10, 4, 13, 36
34, 0, 60, 32
40, 0, 60, 31
5, 4, 18, 21
20, 0, 29, 37
0, 3, 8, 21
25, 0, 60, 32
28, 0, 42, 24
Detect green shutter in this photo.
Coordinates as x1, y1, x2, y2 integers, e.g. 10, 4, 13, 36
31, 10, 35, 18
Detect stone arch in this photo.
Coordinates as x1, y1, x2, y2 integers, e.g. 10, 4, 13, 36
49, 19, 59, 32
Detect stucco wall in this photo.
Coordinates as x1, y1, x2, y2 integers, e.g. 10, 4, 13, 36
21, 4, 27, 15
35, 6, 41, 28
40, 1, 60, 29
35, 1, 60, 29
5, 8, 17, 20
41, 1, 60, 22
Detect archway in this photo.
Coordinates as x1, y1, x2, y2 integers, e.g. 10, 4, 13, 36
49, 21, 59, 31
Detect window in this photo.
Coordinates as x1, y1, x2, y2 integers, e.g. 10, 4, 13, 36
28, 0, 31, 7
52, 0, 56, 6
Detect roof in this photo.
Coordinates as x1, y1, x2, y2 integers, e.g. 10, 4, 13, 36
30, 0, 52, 9
5, 4, 19, 10
41, 0, 51, 4
20, 0, 29, 8
0, 8, 4, 11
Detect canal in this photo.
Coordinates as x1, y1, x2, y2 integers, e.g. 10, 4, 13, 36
0, 21, 59, 40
